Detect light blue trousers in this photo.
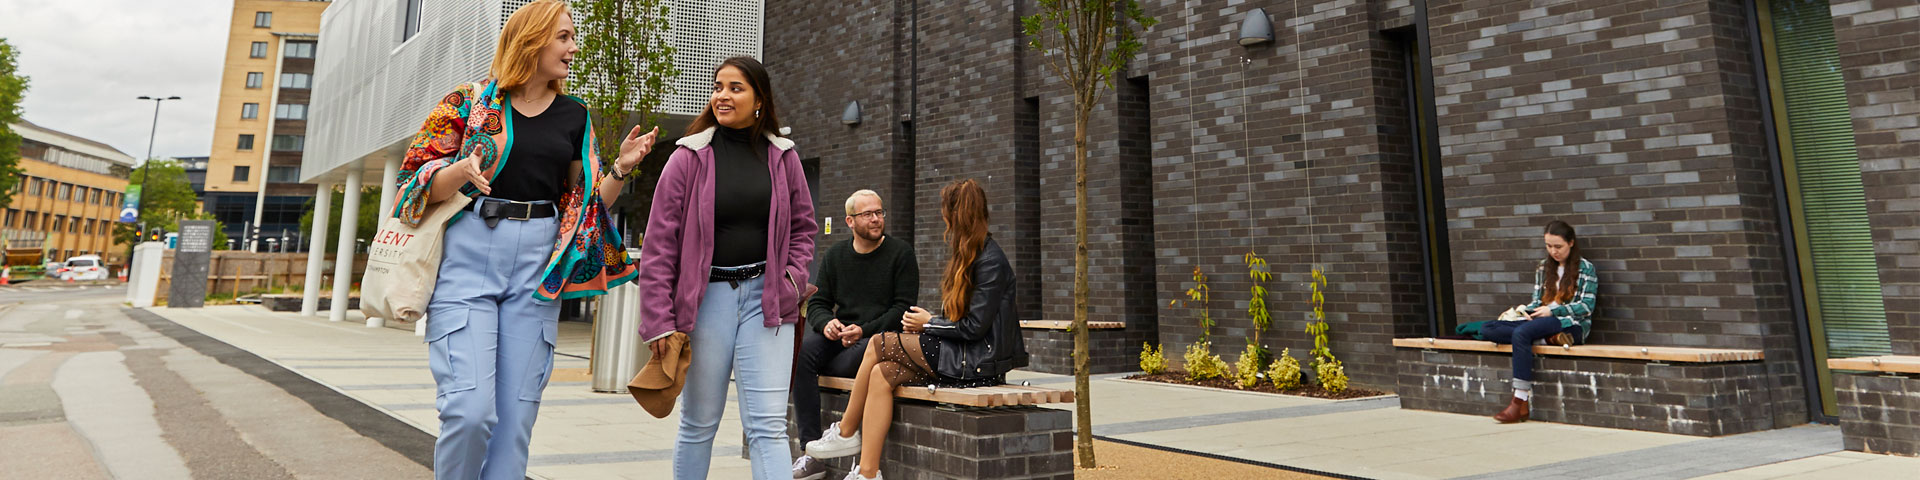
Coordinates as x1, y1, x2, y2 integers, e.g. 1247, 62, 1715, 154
673, 276, 796, 480
425, 205, 561, 480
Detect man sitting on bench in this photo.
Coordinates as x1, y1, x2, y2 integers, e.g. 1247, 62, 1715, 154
792, 190, 919, 480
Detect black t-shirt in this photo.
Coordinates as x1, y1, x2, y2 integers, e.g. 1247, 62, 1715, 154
491, 94, 585, 203
710, 125, 771, 267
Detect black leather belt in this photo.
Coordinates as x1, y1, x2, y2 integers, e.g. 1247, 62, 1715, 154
475, 197, 557, 228
709, 262, 767, 288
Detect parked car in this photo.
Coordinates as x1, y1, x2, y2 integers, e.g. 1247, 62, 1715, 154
59, 255, 108, 281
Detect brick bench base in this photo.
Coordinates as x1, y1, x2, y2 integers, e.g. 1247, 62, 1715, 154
1834, 366, 1919, 456
791, 391, 1073, 480
1019, 323, 1151, 375
1395, 348, 1778, 436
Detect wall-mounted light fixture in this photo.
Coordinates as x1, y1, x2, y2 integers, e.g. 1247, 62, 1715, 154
1238, 8, 1275, 47
842, 100, 862, 126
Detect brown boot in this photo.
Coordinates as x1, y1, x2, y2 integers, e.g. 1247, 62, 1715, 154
1494, 396, 1530, 423
1547, 332, 1575, 347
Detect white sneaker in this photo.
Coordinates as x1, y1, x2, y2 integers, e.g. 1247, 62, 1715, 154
804, 422, 861, 459
793, 455, 827, 480
840, 466, 882, 480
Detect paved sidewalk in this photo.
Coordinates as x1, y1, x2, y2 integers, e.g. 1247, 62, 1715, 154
147, 305, 1919, 479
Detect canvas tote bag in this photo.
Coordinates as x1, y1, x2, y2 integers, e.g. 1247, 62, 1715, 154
360, 193, 471, 322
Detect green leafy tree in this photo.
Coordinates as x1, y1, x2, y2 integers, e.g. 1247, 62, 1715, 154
0, 38, 32, 208
298, 187, 379, 254
571, 0, 676, 168
111, 160, 227, 249
1023, 0, 1156, 468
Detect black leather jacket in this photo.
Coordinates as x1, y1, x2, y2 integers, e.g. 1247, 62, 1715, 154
923, 238, 1029, 381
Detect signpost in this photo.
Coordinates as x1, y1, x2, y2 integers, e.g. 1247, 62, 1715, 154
168, 220, 215, 308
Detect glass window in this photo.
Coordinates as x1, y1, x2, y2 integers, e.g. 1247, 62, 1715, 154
59, 184, 72, 201
246, 72, 263, 89
272, 134, 305, 151
54, 216, 64, 232
232, 166, 251, 182
241, 103, 259, 119
26, 178, 39, 195
250, 41, 268, 58
279, 72, 310, 89
255, 12, 272, 28
274, 103, 307, 120
267, 166, 301, 183
238, 134, 255, 150
402, 0, 424, 41
3, 209, 14, 227
284, 41, 314, 59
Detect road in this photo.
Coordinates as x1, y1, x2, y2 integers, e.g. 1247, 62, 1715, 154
0, 290, 432, 479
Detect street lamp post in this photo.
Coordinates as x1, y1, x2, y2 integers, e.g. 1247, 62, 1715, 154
134, 95, 181, 233
127, 95, 179, 269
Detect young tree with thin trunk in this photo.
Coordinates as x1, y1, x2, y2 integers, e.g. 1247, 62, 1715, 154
1021, 1, 1155, 468
571, 0, 676, 234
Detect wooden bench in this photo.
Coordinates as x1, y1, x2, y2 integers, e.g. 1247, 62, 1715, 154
802, 377, 1074, 479
1018, 320, 1124, 330
1392, 338, 1765, 363
817, 376, 1074, 407
1826, 355, 1920, 456
1393, 337, 1774, 436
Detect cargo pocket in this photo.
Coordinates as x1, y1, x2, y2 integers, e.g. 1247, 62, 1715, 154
518, 320, 560, 402
426, 307, 477, 397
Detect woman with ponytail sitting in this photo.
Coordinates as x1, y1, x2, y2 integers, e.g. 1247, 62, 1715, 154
1480, 220, 1597, 424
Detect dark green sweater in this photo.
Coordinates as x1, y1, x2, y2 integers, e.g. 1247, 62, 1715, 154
805, 235, 919, 337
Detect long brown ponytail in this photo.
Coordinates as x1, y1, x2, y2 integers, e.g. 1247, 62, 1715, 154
938, 179, 990, 321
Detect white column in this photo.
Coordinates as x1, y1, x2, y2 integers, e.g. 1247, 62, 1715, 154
300, 182, 333, 316
328, 162, 363, 322
376, 155, 401, 223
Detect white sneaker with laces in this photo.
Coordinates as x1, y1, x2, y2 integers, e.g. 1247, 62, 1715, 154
793, 455, 827, 480
840, 466, 882, 480
804, 422, 861, 459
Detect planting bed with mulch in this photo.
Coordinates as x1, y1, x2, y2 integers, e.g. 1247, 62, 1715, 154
1124, 372, 1388, 400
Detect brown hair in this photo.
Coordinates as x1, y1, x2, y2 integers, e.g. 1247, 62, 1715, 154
490, 0, 571, 94
685, 56, 784, 140
1541, 220, 1582, 304
938, 179, 990, 321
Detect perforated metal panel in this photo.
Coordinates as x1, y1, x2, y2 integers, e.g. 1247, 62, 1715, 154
665, 0, 761, 115
305, 0, 758, 183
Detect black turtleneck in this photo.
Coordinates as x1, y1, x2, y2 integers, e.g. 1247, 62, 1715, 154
710, 125, 771, 267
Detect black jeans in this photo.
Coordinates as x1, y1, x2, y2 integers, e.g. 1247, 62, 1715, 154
793, 331, 870, 444
1480, 317, 1582, 382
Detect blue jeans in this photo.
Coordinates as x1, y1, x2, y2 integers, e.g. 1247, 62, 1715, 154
673, 276, 796, 480
424, 204, 561, 480
1479, 317, 1582, 382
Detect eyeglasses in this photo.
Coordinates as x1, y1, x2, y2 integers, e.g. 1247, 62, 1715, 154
850, 209, 886, 221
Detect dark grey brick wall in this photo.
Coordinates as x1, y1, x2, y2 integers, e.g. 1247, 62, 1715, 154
795, 391, 1074, 480
1835, 373, 1920, 456
1020, 327, 1155, 375
1395, 347, 1778, 437
765, 2, 1911, 432
1831, 0, 1920, 357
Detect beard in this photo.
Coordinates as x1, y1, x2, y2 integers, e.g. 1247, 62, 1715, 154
855, 225, 885, 242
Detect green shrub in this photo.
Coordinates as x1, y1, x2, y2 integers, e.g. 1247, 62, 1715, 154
1316, 358, 1350, 393
1183, 341, 1228, 381
1268, 348, 1302, 390
1139, 342, 1167, 375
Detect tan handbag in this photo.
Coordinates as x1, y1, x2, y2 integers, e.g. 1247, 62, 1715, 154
359, 194, 472, 322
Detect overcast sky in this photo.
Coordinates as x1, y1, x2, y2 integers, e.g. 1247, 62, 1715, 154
1, 0, 229, 161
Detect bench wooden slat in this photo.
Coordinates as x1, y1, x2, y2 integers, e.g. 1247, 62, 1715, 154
1392, 338, 1763, 363
1019, 320, 1125, 330
1827, 355, 1920, 374
817, 376, 1074, 407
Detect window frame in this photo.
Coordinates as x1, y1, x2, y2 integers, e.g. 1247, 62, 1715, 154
238, 134, 256, 151
232, 166, 252, 183
246, 72, 264, 89
255, 11, 272, 28
241, 103, 259, 120
250, 41, 269, 58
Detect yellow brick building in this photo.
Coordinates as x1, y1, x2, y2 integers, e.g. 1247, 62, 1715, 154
205, 0, 330, 249
4, 120, 136, 266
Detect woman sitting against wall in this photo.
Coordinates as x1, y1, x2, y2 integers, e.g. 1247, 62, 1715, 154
1480, 219, 1597, 424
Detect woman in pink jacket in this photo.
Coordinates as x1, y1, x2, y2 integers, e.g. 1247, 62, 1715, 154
636, 55, 817, 480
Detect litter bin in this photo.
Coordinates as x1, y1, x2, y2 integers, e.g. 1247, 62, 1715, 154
591, 248, 649, 393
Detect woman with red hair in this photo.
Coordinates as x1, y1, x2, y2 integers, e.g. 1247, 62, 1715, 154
392, 1, 658, 477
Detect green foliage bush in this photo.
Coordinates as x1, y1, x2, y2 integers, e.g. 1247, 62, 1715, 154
1183, 341, 1228, 381
1268, 348, 1302, 390
1139, 342, 1166, 375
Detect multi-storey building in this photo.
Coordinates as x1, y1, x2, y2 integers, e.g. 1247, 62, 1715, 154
4, 120, 135, 265
205, 0, 331, 250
